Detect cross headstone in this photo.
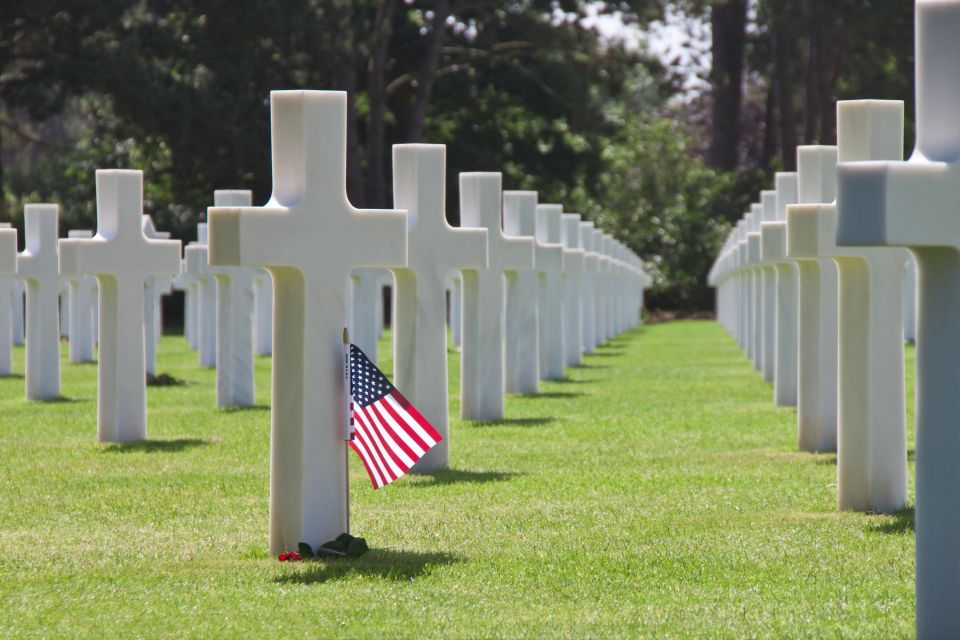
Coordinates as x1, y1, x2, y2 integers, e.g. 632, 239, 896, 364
561, 213, 586, 367
208, 190, 257, 407
172, 263, 198, 350
459, 173, 534, 419
758, 190, 778, 383
835, 2, 960, 632
449, 273, 462, 347
350, 268, 385, 364
503, 190, 562, 394
66, 230, 97, 363
0, 225, 16, 374
579, 220, 598, 355
746, 218, 762, 371
206, 90, 408, 554
12, 279, 24, 346
536, 204, 567, 380
391, 144, 487, 470
58, 279, 70, 338
785, 146, 840, 452
759, 173, 799, 405
17, 204, 61, 400
591, 228, 609, 348
184, 224, 217, 367
788, 100, 908, 514
59, 170, 181, 441
141, 216, 173, 376
252, 271, 273, 356
0, 222, 16, 375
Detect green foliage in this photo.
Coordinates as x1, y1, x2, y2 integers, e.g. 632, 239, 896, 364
0, 325, 916, 637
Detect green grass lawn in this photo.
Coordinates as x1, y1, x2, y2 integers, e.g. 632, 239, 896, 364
0, 321, 916, 638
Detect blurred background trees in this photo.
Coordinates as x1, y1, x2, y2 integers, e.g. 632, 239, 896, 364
0, 0, 915, 310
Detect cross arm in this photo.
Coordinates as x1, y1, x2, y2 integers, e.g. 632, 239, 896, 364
760, 222, 788, 262
0, 229, 15, 272
837, 160, 960, 248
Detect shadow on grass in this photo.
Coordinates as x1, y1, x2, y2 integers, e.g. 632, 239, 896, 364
867, 507, 914, 535
521, 391, 585, 399
220, 404, 271, 413
101, 437, 216, 454
0, 373, 24, 379
813, 453, 838, 465
409, 468, 519, 487
589, 350, 625, 358
550, 377, 594, 385
467, 417, 554, 428
274, 549, 458, 585
35, 395, 84, 404
147, 373, 189, 387
570, 362, 611, 370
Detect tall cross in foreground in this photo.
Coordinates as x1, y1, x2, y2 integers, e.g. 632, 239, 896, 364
836, 1, 960, 633
207, 91, 408, 554
60, 171, 181, 441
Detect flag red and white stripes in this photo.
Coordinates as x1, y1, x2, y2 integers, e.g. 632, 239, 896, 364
347, 344, 441, 488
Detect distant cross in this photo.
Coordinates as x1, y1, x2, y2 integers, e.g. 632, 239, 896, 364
141, 216, 174, 377
579, 221, 598, 354
536, 204, 567, 380
503, 190, 561, 394
59, 170, 181, 441
206, 91, 407, 554
786, 146, 840, 452
65, 230, 96, 364
561, 213, 586, 367
184, 224, 217, 368
17, 204, 61, 400
787, 100, 908, 514
458, 173, 534, 420
391, 144, 487, 470
0, 222, 16, 375
208, 190, 257, 407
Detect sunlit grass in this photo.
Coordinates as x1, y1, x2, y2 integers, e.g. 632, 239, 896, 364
0, 322, 915, 638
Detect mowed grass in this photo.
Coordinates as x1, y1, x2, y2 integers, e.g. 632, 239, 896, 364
0, 321, 915, 638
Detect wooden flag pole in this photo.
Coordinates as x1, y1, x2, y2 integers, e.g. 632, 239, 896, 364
343, 326, 351, 535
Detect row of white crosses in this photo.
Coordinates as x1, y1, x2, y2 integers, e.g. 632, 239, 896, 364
206, 90, 649, 554
710, 1, 958, 634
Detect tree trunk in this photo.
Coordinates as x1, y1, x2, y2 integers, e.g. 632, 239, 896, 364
772, 3, 798, 171
332, 1, 364, 207
761, 77, 778, 170
406, 0, 450, 143
365, 0, 397, 210
706, 0, 747, 171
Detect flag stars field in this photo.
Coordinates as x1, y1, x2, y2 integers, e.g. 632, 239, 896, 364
0, 322, 915, 638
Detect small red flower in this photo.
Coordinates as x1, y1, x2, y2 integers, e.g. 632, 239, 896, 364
278, 552, 302, 562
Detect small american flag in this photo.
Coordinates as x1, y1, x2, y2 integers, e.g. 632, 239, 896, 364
348, 344, 442, 488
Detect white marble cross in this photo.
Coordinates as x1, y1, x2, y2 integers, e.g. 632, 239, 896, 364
786, 146, 840, 452
17, 204, 61, 400
141, 217, 173, 376
206, 90, 408, 555
835, 2, 960, 632
208, 190, 257, 407
561, 213, 586, 367
459, 173, 534, 420
12, 279, 24, 346
579, 221, 598, 355
58, 279, 70, 338
759, 173, 799, 405
504, 191, 563, 394
758, 190, 778, 383
65, 230, 97, 364
0, 225, 16, 375
184, 224, 217, 368
172, 264, 198, 350
350, 268, 386, 364
391, 144, 487, 470
448, 273, 462, 347
788, 100, 908, 514
60, 170, 181, 441
591, 228, 609, 348
0, 222, 16, 375
536, 204, 567, 380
